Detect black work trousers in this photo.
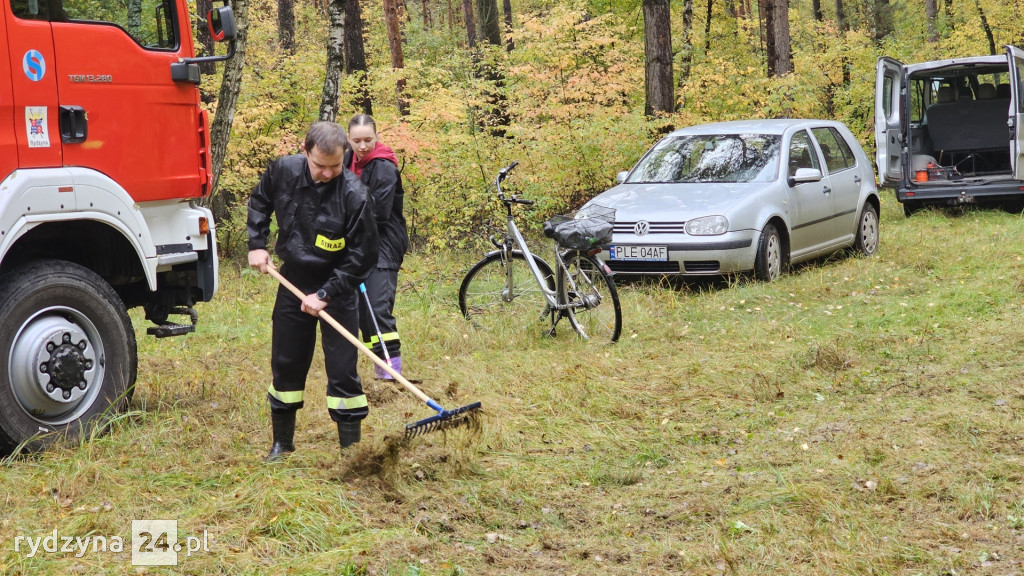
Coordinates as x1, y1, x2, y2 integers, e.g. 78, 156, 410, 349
267, 267, 367, 423
358, 266, 401, 358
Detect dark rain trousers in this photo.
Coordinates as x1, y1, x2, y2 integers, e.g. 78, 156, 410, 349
268, 266, 367, 423
358, 266, 400, 358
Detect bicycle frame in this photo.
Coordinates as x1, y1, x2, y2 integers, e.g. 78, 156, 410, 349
459, 160, 621, 341
489, 168, 592, 316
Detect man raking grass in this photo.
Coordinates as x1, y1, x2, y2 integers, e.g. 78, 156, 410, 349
269, 267, 482, 440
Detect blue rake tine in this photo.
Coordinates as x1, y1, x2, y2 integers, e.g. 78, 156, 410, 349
404, 401, 482, 440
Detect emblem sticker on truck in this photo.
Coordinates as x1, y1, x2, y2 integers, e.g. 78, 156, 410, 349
25, 107, 50, 148
23, 50, 45, 81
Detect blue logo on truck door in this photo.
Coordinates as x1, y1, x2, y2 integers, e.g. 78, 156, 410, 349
23, 50, 45, 81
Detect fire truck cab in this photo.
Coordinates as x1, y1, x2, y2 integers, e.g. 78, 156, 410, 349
0, 0, 235, 451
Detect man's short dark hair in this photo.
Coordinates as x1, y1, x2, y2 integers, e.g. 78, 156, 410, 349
304, 122, 348, 155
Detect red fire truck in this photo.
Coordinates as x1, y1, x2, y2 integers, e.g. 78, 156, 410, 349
0, 0, 236, 451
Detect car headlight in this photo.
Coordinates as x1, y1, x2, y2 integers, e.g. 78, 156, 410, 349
685, 215, 729, 236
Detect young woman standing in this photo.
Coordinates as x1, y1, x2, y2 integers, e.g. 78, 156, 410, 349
346, 114, 409, 378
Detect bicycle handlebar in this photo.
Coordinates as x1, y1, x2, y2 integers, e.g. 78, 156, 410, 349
495, 161, 532, 205
497, 161, 519, 181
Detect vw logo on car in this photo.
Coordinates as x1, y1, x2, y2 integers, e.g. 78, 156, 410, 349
633, 221, 650, 236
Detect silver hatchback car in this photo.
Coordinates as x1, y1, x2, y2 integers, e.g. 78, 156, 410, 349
585, 119, 880, 280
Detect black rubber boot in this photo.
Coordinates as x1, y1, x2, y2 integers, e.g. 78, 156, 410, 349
337, 420, 361, 451
264, 411, 296, 462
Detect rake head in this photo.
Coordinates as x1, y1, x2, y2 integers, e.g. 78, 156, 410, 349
404, 402, 482, 440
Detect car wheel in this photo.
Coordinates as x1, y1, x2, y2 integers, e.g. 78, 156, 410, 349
854, 203, 879, 256
0, 260, 137, 453
753, 223, 785, 282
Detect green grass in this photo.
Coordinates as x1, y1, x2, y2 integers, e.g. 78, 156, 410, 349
4, 196, 1024, 574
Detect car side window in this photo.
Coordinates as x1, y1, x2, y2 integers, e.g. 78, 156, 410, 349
810, 127, 855, 174
788, 131, 820, 178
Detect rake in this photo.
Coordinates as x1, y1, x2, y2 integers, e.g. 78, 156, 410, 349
268, 267, 481, 439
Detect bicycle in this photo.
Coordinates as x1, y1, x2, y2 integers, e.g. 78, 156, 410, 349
458, 161, 622, 342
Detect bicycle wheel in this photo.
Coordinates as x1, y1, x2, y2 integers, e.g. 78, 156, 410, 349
459, 251, 555, 335
558, 253, 622, 342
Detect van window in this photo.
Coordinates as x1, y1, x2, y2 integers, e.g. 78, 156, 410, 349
1018, 60, 1024, 113
59, 0, 177, 49
883, 76, 894, 119
909, 79, 933, 123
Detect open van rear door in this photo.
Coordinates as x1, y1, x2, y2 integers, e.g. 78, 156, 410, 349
1008, 45, 1024, 180
875, 58, 904, 185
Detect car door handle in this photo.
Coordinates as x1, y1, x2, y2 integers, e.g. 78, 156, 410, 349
853, 176, 862, 184
822, 186, 832, 195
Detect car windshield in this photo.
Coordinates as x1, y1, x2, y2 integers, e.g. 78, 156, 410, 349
626, 134, 782, 183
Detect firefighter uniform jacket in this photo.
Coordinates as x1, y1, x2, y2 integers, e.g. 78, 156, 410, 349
247, 154, 379, 297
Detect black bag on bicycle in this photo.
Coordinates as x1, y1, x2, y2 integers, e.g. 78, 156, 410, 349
543, 206, 615, 251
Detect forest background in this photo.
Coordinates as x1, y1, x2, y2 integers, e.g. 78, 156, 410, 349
202, 0, 1024, 258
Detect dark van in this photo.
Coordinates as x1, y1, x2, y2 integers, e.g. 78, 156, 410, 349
875, 46, 1024, 214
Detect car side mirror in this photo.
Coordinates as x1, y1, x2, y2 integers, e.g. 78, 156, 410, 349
615, 171, 628, 184
787, 167, 822, 187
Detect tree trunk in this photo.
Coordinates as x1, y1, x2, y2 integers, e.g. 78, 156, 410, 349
462, 0, 477, 48
642, 0, 674, 116
760, 0, 774, 75
476, 0, 502, 46
447, 0, 454, 33
942, 0, 952, 17
811, 0, 821, 21
127, 0, 142, 38
703, 0, 712, 54
421, 0, 432, 29
343, 0, 372, 114
679, 0, 693, 88
925, 0, 938, 42
835, 0, 846, 32
502, 0, 514, 51
195, 0, 215, 77
209, 0, 248, 203
872, 0, 891, 43
278, 0, 295, 51
974, 0, 996, 55
383, 0, 410, 115
770, 0, 791, 75
319, 0, 344, 122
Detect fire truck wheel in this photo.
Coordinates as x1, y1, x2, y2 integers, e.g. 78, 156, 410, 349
0, 260, 137, 454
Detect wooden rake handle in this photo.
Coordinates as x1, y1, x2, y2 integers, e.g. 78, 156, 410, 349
266, 266, 434, 406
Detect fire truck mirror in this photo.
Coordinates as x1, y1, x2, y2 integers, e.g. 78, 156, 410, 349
208, 6, 237, 42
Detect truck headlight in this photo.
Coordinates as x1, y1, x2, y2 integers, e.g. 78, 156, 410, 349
685, 215, 728, 236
